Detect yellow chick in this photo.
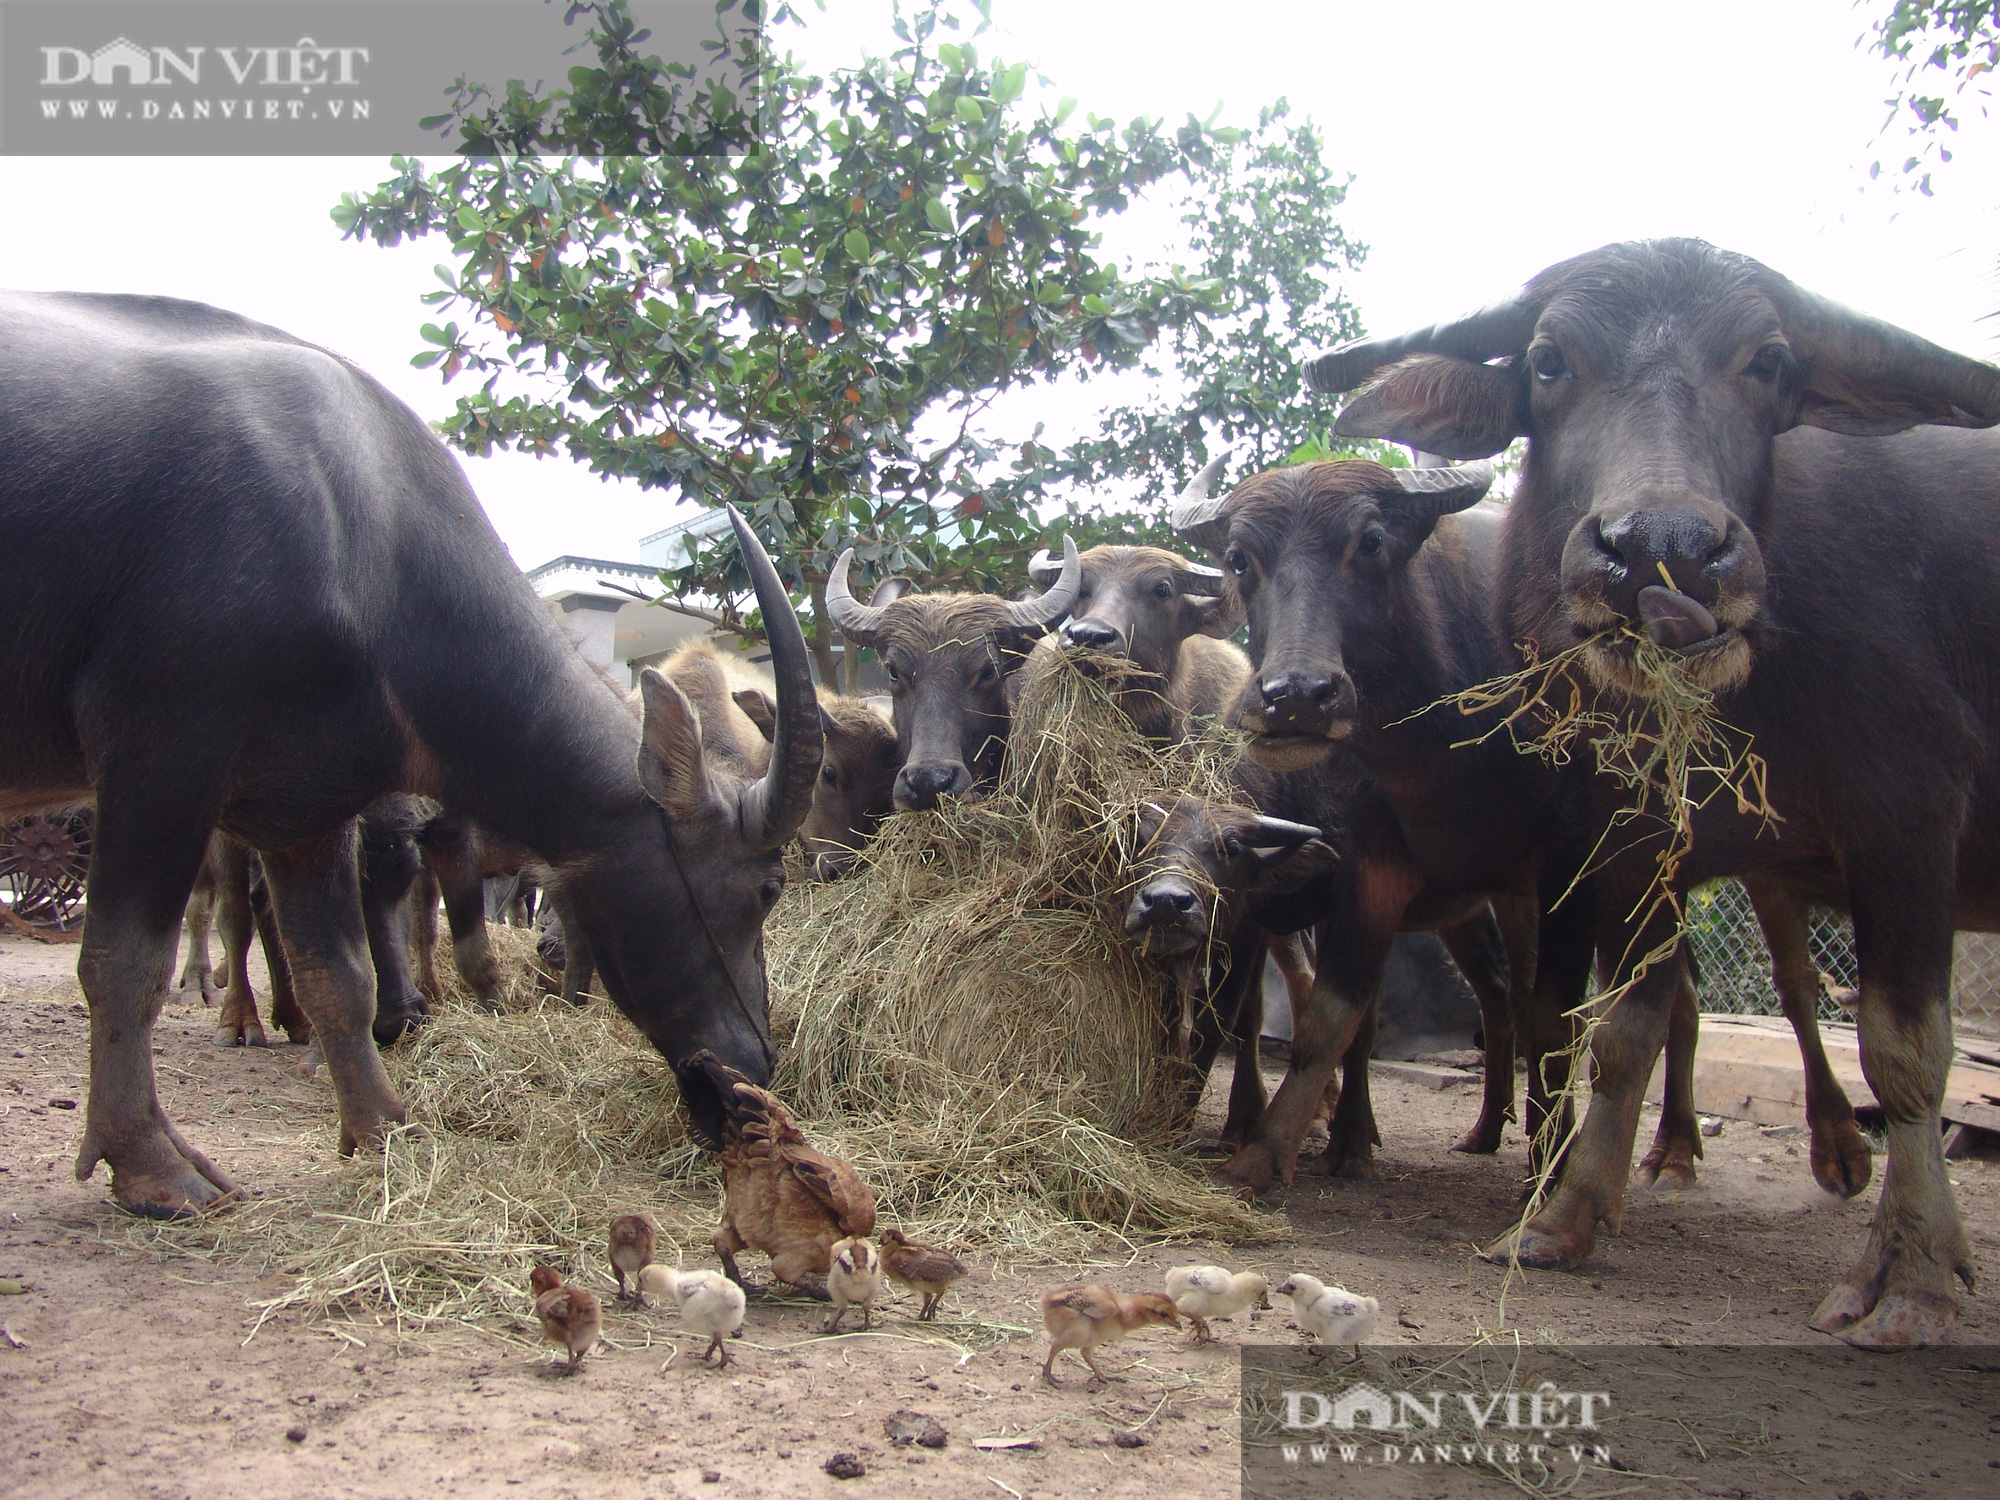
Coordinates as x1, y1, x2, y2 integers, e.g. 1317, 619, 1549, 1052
1277, 1273, 1379, 1361
1164, 1265, 1270, 1345
825, 1236, 884, 1332
641, 1265, 748, 1368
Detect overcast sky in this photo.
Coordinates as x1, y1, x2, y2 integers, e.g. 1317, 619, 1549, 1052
4, 0, 1995, 570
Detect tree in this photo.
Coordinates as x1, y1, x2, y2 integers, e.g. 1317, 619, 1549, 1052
1866, 0, 2000, 193
333, 1, 1360, 685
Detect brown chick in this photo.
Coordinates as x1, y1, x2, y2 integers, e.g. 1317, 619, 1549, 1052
1040, 1285, 1180, 1386
880, 1227, 969, 1321
608, 1213, 656, 1302
529, 1265, 602, 1373
676, 1051, 875, 1298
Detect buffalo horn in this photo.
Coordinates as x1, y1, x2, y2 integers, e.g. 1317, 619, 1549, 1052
1166, 449, 1233, 540
1026, 548, 1063, 589
1390, 460, 1495, 519
1303, 295, 1538, 396
1783, 283, 2000, 428
1173, 563, 1226, 596
728, 506, 825, 851
824, 546, 887, 647
1248, 815, 1322, 848
1004, 535, 1081, 631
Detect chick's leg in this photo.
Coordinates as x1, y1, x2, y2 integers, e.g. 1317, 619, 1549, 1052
709, 1332, 729, 1367
824, 1298, 847, 1332
1080, 1347, 1121, 1384
1184, 1314, 1211, 1346
1040, 1344, 1064, 1386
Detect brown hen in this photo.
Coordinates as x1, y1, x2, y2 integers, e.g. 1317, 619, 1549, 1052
676, 1051, 876, 1296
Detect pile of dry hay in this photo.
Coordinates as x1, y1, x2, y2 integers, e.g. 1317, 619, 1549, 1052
153, 651, 1273, 1338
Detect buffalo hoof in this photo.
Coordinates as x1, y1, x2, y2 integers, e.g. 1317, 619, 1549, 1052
1809, 1118, 1873, 1199
1220, 1143, 1282, 1196
1451, 1119, 1504, 1155
337, 1101, 409, 1157
103, 1134, 241, 1220
297, 1039, 325, 1079
1812, 1287, 1958, 1349
1319, 1142, 1375, 1179
1485, 1215, 1593, 1272
371, 1000, 430, 1048
212, 1023, 270, 1049
1635, 1141, 1697, 1189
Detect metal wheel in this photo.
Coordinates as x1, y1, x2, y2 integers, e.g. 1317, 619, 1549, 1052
0, 808, 93, 935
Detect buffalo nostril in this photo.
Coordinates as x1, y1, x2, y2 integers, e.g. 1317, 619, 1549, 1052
1167, 890, 1197, 914
1063, 620, 1121, 651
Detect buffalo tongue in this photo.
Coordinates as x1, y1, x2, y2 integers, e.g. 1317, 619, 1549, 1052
1635, 584, 1719, 651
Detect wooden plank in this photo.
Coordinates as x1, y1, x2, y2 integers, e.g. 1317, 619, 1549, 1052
1642, 1014, 2000, 1129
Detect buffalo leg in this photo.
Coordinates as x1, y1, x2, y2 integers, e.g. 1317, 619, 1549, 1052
552, 889, 596, 1006
1809, 868, 1969, 1347
73, 779, 239, 1218
423, 814, 503, 1008
1439, 901, 1521, 1155
1214, 924, 1271, 1148
211, 836, 274, 1049
1636, 958, 1702, 1188
176, 858, 219, 1007
1224, 909, 1397, 1195
1490, 896, 1681, 1272
249, 856, 308, 1042
409, 864, 444, 1007
262, 825, 408, 1156
1744, 874, 1871, 1198
1317, 997, 1381, 1178
359, 802, 429, 1045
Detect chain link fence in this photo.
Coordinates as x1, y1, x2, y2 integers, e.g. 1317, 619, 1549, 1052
1684, 879, 2000, 1042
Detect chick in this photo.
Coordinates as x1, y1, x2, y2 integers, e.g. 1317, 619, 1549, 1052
1039, 1285, 1180, 1386
879, 1227, 969, 1321
675, 1051, 876, 1297
1164, 1265, 1271, 1346
825, 1236, 884, 1332
1277, 1273, 1378, 1361
608, 1213, 656, 1303
529, 1265, 602, 1372
640, 1265, 748, 1368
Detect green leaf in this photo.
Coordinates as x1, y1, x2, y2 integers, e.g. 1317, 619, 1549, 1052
955, 95, 986, 125
453, 206, 485, 232
924, 197, 954, 232
843, 228, 871, 261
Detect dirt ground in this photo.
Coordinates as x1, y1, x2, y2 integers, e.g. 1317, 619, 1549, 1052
4, 926, 1999, 1500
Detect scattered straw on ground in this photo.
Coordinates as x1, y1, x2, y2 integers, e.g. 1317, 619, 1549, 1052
109, 651, 1278, 1338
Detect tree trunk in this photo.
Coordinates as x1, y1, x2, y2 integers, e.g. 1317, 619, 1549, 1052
841, 631, 861, 695
805, 575, 838, 689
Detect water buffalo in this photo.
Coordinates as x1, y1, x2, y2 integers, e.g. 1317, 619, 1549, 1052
1174, 458, 1593, 1190
824, 540, 1082, 809
0, 290, 821, 1219
732, 683, 900, 880
1308, 237, 2000, 1346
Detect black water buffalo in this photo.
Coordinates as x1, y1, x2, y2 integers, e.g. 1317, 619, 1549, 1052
1309, 237, 2000, 1346
0, 291, 821, 1219
1174, 459, 1594, 1190
824, 540, 1081, 809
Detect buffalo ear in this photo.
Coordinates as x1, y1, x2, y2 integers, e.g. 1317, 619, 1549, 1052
1187, 594, 1242, 639
869, 575, 917, 607
637, 668, 711, 820
1251, 838, 1340, 896
732, 687, 778, 742
1333, 354, 1522, 459
1790, 364, 1989, 436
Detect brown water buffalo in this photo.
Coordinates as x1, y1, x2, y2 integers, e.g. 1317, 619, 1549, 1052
732, 684, 900, 880
1307, 237, 2000, 1346
824, 540, 1082, 810
0, 291, 821, 1219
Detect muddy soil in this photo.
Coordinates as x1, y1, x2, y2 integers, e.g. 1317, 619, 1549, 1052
3, 927, 1997, 1499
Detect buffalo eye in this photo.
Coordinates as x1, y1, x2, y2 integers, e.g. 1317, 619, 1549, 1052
882, 659, 903, 686
974, 658, 997, 683
1223, 547, 1250, 576
1527, 341, 1570, 384
820, 764, 839, 787
758, 878, 785, 908
1221, 835, 1245, 860
1744, 343, 1789, 384
1357, 527, 1385, 558
1151, 578, 1175, 601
